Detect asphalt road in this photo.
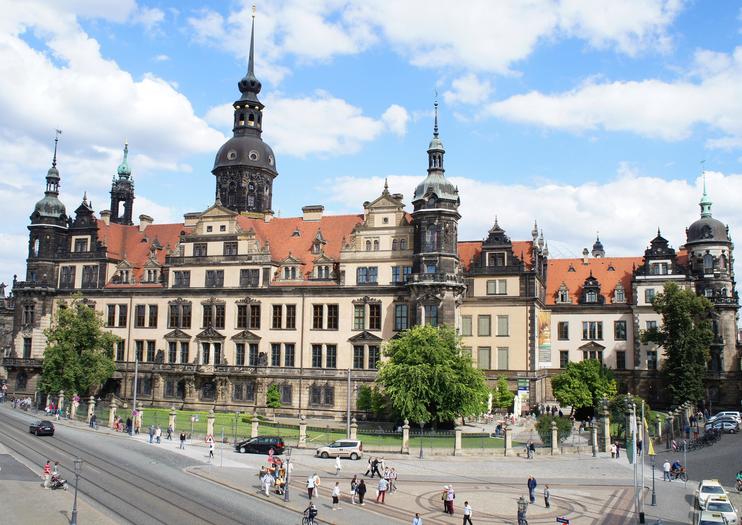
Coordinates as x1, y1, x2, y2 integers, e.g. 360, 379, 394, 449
0, 407, 301, 525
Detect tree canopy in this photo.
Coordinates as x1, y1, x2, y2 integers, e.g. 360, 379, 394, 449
551, 359, 617, 411
376, 325, 489, 425
492, 376, 515, 410
266, 384, 281, 408
642, 282, 713, 404
39, 297, 118, 396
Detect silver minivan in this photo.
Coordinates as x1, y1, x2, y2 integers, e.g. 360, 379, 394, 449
315, 439, 363, 460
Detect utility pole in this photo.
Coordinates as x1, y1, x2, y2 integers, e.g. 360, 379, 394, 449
346, 368, 351, 438
130, 357, 139, 435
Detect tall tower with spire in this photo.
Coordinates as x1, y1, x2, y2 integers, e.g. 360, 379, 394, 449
110, 142, 135, 225
408, 101, 464, 327
212, 7, 278, 215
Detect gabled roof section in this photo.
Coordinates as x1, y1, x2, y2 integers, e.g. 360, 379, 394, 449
164, 329, 191, 340
457, 240, 534, 271
196, 327, 225, 339
348, 331, 383, 342
546, 256, 643, 305
231, 329, 261, 341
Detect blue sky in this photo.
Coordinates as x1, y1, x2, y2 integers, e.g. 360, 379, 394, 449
2, 0, 742, 281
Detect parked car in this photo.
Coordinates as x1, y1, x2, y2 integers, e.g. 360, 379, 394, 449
705, 496, 738, 525
697, 510, 730, 525
234, 436, 285, 455
705, 420, 739, 434
29, 420, 55, 436
708, 412, 741, 424
697, 480, 728, 510
315, 439, 363, 460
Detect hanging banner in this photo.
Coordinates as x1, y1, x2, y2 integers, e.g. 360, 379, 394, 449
643, 416, 655, 456
537, 310, 552, 366
626, 412, 637, 464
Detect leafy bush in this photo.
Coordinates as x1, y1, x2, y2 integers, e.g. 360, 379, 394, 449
266, 384, 281, 409
535, 415, 573, 446
492, 377, 515, 411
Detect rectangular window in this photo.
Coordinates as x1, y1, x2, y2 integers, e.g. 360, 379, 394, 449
614, 320, 627, 341
369, 303, 381, 330
284, 343, 295, 367
180, 342, 189, 364
477, 346, 491, 369
461, 316, 472, 337
646, 320, 657, 331
644, 288, 656, 303
272, 305, 282, 329
326, 345, 337, 368
368, 267, 378, 283
353, 345, 364, 369
59, 266, 75, 289
233, 383, 243, 401
237, 305, 248, 329
327, 304, 339, 330
193, 243, 207, 257
23, 337, 32, 358
248, 344, 258, 366
271, 343, 281, 366
486, 279, 508, 295
392, 266, 401, 284
368, 345, 380, 369
312, 304, 323, 329
74, 238, 88, 252
135, 305, 146, 328
280, 385, 292, 405
477, 315, 491, 336
81, 265, 97, 288
135, 340, 144, 362
165, 379, 175, 398
235, 343, 245, 366
202, 305, 213, 328
107, 305, 116, 327
173, 270, 190, 288
214, 304, 225, 329
168, 342, 177, 363
240, 269, 260, 287
148, 305, 158, 328
223, 241, 238, 256
146, 340, 155, 362
582, 321, 603, 340
22, 304, 35, 325
394, 304, 409, 331
116, 340, 126, 361
497, 315, 509, 336
310, 385, 321, 406
616, 351, 626, 370
425, 305, 438, 327
311, 344, 323, 368
559, 350, 569, 368
647, 350, 658, 370
201, 342, 210, 365
117, 304, 128, 327
285, 305, 296, 329
353, 305, 365, 330
205, 270, 224, 288
497, 347, 509, 370
356, 267, 367, 284
557, 321, 569, 340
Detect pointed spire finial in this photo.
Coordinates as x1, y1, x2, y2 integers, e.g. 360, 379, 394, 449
83, 191, 88, 205
433, 93, 439, 138
699, 161, 712, 218
52, 129, 62, 168
248, 4, 257, 77
384, 177, 389, 191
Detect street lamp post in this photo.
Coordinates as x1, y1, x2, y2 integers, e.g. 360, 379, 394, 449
130, 357, 139, 436
70, 457, 82, 525
418, 422, 424, 460
517, 495, 528, 525
283, 447, 292, 502
650, 455, 657, 506
233, 410, 240, 444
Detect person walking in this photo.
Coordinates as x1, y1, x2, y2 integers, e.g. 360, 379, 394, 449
350, 475, 358, 504
208, 441, 215, 461
155, 425, 162, 444
335, 456, 342, 476
463, 501, 473, 524
364, 457, 373, 477
412, 513, 423, 525
149, 425, 155, 444
389, 467, 398, 493
179, 431, 186, 449
446, 485, 456, 514
610, 443, 617, 459
331, 481, 341, 510
527, 475, 537, 504
372, 457, 382, 478
376, 477, 388, 504
42, 460, 51, 489
544, 484, 551, 508
662, 459, 671, 481
262, 471, 274, 497
166, 424, 173, 440
307, 473, 317, 500
357, 479, 367, 505
614, 441, 620, 459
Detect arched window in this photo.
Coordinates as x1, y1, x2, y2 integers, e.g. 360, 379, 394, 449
392, 239, 398, 251
290, 267, 297, 279
32, 238, 39, 257
703, 253, 714, 272
248, 113, 255, 126
425, 225, 438, 251
365, 240, 372, 251
238, 112, 245, 126
400, 239, 407, 250
373, 240, 379, 251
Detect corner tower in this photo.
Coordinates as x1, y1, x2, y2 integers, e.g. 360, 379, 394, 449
408, 102, 464, 327
110, 142, 135, 225
212, 8, 277, 215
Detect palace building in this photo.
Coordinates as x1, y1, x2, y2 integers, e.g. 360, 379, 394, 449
2, 18, 740, 415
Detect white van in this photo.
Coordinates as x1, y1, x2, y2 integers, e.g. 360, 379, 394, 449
709, 411, 741, 423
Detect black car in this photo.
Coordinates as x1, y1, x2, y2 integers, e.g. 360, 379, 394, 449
29, 420, 55, 436
234, 436, 285, 455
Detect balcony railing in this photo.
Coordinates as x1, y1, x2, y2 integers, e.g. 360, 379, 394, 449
408, 273, 464, 284
466, 264, 526, 275
2, 357, 43, 368
166, 253, 272, 266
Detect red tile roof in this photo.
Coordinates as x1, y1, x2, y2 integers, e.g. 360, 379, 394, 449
545, 256, 643, 305
457, 240, 535, 271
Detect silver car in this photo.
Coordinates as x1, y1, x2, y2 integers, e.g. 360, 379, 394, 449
315, 439, 363, 460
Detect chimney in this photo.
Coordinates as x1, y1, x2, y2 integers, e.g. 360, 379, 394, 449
100, 210, 111, 225
582, 248, 589, 265
302, 205, 324, 222
139, 214, 153, 232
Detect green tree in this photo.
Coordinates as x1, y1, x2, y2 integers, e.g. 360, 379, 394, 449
535, 414, 573, 446
551, 359, 617, 411
376, 325, 489, 425
642, 282, 713, 404
39, 296, 118, 396
266, 384, 281, 409
492, 376, 515, 410
608, 394, 656, 439
356, 385, 373, 411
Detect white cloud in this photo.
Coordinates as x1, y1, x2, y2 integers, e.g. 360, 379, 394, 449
486, 47, 742, 146
153, 54, 170, 62
132, 6, 165, 32
443, 74, 492, 105
206, 92, 400, 157
381, 104, 409, 137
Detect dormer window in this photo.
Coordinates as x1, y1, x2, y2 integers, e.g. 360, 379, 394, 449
489, 253, 506, 266
316, 265, 331, 279
557, 283, 571, 304
650, 262, 668, 275
585, 290, 598, 303
118, 269, 130, 283
283, 266, 298, 280
292, 228, 301, 237
73, 238, 89, 253
312, 242, 321, 255
568, 264, 576, 272
614, 283, 626, 303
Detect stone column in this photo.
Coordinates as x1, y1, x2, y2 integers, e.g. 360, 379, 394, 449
298, 415, 307, 448
591, 425, 598, 457
251, 415, 260, 438
350, 417, 358, 440
602, 408, 612, 453
70, 394, 79, 420
108, 398, 118, 428
87, 395, 96, 422
401, 419, 410, 454
550, 421, 559, 455
207, 409, 215, 438
168, 406, 177, 432
504, 424, 513, 456
454, 427, 463, 456
655, 419, 662, 439
58, 390, 65, 414
135, 402, 144, 431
